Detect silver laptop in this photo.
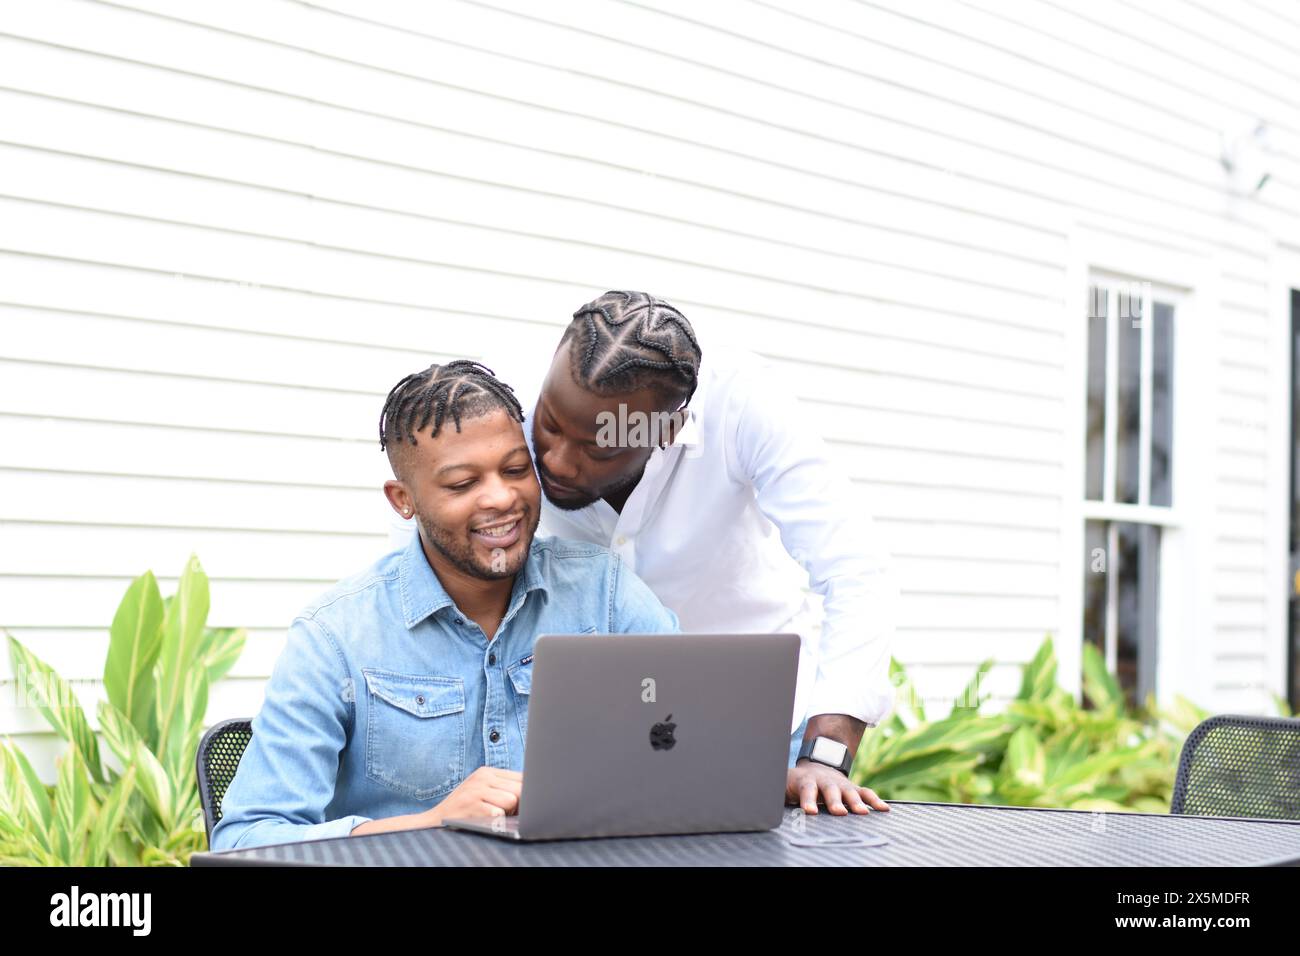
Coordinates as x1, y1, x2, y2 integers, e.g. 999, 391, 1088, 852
442, 632, 800, 841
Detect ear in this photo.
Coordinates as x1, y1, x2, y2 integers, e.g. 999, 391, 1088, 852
384, 479, 414, 519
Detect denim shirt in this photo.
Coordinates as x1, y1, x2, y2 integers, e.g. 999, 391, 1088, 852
211, 533, 680, 851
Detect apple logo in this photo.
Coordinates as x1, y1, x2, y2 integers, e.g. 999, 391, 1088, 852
649, 714, 677, 751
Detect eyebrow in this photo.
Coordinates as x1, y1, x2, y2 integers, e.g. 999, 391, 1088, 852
434, 445, 531, 478
540, 398, 605, 446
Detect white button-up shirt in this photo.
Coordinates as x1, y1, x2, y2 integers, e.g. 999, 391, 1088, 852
387, 345, 898, 733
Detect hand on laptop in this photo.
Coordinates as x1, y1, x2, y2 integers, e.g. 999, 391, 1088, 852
786, 763, 890, 816
429, 767, 524, 825
350, 768, 524, 837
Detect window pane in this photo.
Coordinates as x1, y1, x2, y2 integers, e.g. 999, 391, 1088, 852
1083, 520, 1108, 684
1083, 520, 1160, 710
1151, 301, 1174, 507
1116, 294, 1143, 504
1115, 521, 1160, 710
1085, 288, 1107, 501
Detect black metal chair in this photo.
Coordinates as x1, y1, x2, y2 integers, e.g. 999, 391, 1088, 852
196, 717, 254, 845
1171, 714, 1300, 819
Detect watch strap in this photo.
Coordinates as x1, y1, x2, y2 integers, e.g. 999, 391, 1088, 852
797, 735, 853, 775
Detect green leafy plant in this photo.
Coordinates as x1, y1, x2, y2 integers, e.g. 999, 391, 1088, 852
851, 635, 1287, 812
1, 556, 245, 865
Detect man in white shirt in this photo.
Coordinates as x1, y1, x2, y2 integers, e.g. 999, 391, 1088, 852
391, 291, 898, 816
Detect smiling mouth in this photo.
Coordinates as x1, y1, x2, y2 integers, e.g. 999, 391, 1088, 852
469, 513, 527, 550
472, 516, 521, 538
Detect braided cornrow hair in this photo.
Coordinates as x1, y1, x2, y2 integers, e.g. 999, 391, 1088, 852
379, 359, 524, 453
563, 291, 703, 409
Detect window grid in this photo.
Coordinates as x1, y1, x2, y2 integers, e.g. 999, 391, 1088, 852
1083, 277, 1179, 710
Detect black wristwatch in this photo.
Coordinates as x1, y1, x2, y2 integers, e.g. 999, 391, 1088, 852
796, 735, 853, 775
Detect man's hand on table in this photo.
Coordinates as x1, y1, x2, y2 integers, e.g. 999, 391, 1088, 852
785, 711, 890, 815
786, 762, 889, 815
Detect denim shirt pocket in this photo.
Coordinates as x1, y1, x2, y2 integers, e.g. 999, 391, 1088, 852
506, 655, 534, 740
363, 669, 466, 802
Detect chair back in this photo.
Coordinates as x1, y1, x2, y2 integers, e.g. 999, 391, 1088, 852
196, 717, 254, 844
1171, 714, 1300, 819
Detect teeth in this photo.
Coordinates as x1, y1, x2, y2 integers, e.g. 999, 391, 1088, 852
475, 519, 518, 538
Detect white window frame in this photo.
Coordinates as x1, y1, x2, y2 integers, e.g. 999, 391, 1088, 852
1083, 277, 1185, 683
1061, 229, 1218, 709
1267, 240, 1300, 709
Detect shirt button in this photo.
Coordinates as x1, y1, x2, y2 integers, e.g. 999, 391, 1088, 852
415, 695, 425, 706
489, 730, 500, 743
455, 617, 464, 625
488, 653, 496, 665
615, 535, 627, 546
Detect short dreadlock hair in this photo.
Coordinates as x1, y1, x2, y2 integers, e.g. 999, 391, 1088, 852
379, 360, 524, 474
562, 291, 703, 409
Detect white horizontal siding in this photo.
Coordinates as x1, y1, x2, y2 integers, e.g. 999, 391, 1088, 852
1, 0, 1297, 777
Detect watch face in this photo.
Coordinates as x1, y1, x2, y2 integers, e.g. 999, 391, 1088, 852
811, 737, 849, 766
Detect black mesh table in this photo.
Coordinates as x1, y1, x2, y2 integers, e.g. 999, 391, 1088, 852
190, 801, 1300, 866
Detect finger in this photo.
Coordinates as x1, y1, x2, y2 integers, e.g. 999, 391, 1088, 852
478, 801, 507, 817
799, 779, 820, 815
821, 781, 850, 816
471, 767, 522, 784
479, 785, 522, 811
859, 786, 891, 812
841, 785, 872, 815
485, 773, 524, 796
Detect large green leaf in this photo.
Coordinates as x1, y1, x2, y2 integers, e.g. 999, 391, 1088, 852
154, 556, 210, 758
5, 635, 104, 784
1016, 636, 1058, 703
0, 744, 47, 849
86, 765, 137, 867
53, 745, 93, 865
1001, 725, 1047, 790
1051, 748, 1148, 798
200, 626, 246, 685
130, 738, 176, 832
1005, 692, 1090, 733
876, 714, 1009, 763
889, 656, 926, 724
95, 700, 176, 830
857, 749, 984, 791
949, 658, 994, 719
3, 741, 53, 847
1044, 727, 1092, 783
1081, 641, 1123, 712
96, 699, 146, 771
162, 665, 209, 789
104, 571, 164, 737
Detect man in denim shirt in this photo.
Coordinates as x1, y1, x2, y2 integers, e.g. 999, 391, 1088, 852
212, 361, 679, 851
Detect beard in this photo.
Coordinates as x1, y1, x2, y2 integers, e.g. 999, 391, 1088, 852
536, 459, 643, 512
416, 503, 539, 581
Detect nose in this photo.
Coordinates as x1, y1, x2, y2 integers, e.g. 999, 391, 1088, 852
476, 472, 516, 512
541, 440, 580, 483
